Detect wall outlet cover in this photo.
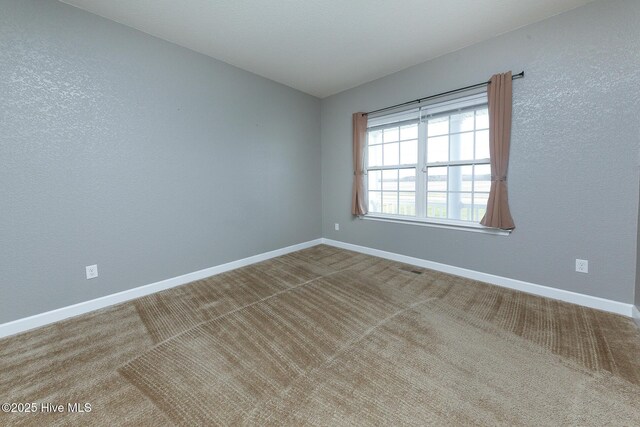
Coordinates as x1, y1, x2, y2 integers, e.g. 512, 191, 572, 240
575, 259, 588, 274
86, 264, 98, 280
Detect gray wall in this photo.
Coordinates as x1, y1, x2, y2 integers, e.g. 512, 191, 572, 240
0, 0, 321, 323
321, 0, 640, 303
636, 174, 640, 308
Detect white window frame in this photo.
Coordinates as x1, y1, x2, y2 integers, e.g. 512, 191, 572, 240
363, 92, 511, 236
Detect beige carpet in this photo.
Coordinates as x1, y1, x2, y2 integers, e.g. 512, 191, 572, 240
1, 245, 639, 426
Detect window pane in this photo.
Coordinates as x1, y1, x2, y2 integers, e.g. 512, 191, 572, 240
448, 165, 473, 192
461, 192, 474, 221
427, 192, 447, 218
476, 108, 489, 129
383, 142, 399, 166
474, 164, 491, 192
368, 191, 381, 213
400, 124, 418, 140
476, 130, 489, 159
399, 168, 416, 191
382, 169, 398, 191
473, 192, 489, 221
448, 192, 472, 220
368, 144, 382, 167
382, 192, 398, 214
428, 116, 448, 136
427, 166, 447, 191
368, 98, 490, 224
383, 127, 399, 143
400, 139, 418, 164
369, 129, 383, 145
450, 111, 474, 133
449, 132, 474, 162
368, 170, 382, 191
427, 135, 448, 163
399, 192, 415, 216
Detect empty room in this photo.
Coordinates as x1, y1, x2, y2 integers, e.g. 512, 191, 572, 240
1, 0, 639, 425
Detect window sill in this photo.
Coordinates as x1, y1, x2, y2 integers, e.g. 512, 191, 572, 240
360, 214, 512, 236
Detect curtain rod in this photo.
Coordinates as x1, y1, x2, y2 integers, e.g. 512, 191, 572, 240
365, 71, 524, 116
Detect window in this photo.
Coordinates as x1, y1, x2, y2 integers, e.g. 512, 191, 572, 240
366, 92, 490, 226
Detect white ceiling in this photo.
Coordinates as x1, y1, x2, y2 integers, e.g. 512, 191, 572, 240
60, 0, 594, 98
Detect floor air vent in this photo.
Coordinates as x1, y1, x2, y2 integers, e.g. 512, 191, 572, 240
398, 266, 424, 275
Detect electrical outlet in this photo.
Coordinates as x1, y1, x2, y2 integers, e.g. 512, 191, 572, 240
575, 259, 588, 274
334, 223, 340, 231
86, 264, 98, 280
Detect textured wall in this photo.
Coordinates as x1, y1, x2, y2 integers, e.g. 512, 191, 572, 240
0, 0, 321, 323
321, 0, 640, 303
637, 174, 640, 308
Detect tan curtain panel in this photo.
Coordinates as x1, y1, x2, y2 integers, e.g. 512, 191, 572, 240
352, 112, 368, 216
480, 72, 515, 230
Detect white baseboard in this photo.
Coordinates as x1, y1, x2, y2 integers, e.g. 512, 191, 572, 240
321, 239, 634, 318
0, 238, 323, 339
1, 237, 633, 340
633, 305, 640, 327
